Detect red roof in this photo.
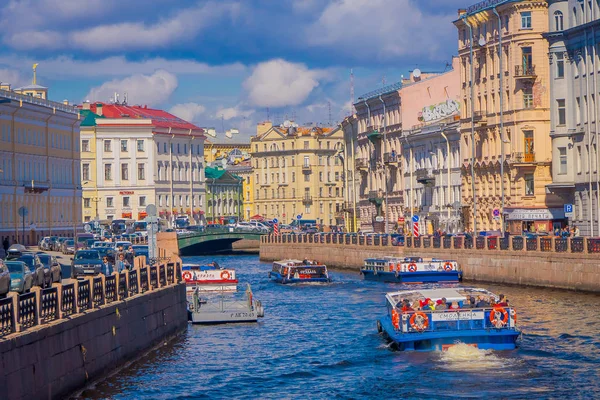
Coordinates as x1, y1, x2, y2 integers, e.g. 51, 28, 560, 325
89, 103, 203, 133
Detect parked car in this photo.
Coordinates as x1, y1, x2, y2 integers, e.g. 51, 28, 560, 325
62, 239, 75, 254
6, 252, 44, 287
235, 222, 261, 232
96, 248, 116, 264
132, 245, 149, 259
38, 237, 51, 251
71, 250, 103, 278
36, 253, 62, 286
0, 259, 10, 297
390, 234, 405, 246
6, 261, 34, 294
92, 241, 111, 249
113, 241, 133, 251
249, 221, 270, 233
53, 237, 68, 252
47, 236, 58, 251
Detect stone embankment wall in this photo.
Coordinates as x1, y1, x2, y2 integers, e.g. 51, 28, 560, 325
232, 239, 260, 250
260, 238, 600, 292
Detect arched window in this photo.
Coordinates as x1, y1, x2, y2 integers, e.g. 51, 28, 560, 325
554, 11, 563, 31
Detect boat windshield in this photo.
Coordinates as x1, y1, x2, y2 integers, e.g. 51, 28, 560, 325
387, 288, 497, 307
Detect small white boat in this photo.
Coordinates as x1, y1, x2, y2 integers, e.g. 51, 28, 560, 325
183, 263, 238, 296
188, 284, 265, 324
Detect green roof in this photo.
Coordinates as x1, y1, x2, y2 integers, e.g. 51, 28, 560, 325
79, 109, 104, 127
205, 166, 226, 180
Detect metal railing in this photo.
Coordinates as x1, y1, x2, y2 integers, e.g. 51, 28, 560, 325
61, 284, 76, 316
18, 292, 37, 330
40, 287, 59, 323
514, 65, 536, 77
0, 297, 15, 336
78, 280, 91, 312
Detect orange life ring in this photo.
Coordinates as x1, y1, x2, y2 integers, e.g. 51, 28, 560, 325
511, 309, 517, 324
220, 270, 231, 280
182, 271, 192, 280
409, 312, 429, 331
489, 306, 509, 327
389, 263, 394, 272
443, 262, 453, 271
396, 263, 401, 272
407, 263, 418, 272
391, 309, 400, 329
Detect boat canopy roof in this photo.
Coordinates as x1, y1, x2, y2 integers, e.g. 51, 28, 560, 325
365, 257, 453, 263
183, 264, 222, 271
386, 287, 498, 307
274, 259, 326, 267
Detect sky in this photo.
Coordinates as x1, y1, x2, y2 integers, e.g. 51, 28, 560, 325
0, 0, 468, 139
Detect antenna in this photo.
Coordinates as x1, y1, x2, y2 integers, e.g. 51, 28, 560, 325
328, 102, 332, 126
221, 115, 225, 133
266, 107, 270, 121
350, 68, 355, 113
382, 75, 386, 87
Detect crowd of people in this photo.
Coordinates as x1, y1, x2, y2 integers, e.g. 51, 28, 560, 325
397, 294, 509, 313
101, 245, 135, 276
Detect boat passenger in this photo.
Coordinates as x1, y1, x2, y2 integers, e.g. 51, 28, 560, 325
475, 295, 489, 308
401, 299, 414, 312
449, 301, 460, 310
421, 299, 435, 311
436, 298, 448, 310
496, 294, 508, 307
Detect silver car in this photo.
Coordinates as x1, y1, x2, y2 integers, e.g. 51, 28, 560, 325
0, 259, 10, 297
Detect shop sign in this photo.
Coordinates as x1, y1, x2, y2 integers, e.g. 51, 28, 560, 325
504, 208, 565, 221
418, 99, 460, 123
120, 191, 134, 195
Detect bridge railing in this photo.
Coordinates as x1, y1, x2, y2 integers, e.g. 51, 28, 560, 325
261, 233, 600, 255
0, 256, 183, 340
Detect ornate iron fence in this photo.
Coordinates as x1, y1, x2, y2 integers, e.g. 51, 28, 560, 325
0, 297, 15, 337
140, 268, 149, 293
159, 265, 167, 286
18, 292, 37, 329
487, 237, 497, 250
443, 237, 452, 249
93, 277, 104, 307
476, 237, 485, 250
540, 237, 552, 252
373, 236, 380, 246
454, 237, 463, 249
167, 264, 175, 284
499, 238, 509, 250
571, 237, 584, 253
587, 238, 600, 253
406, 237, 413, 247
129, 270, 139, 296
105, 276, 117, 303
414, 237, 421, 248
512, 236, 524, 251
433, 237, 441, 248
555, 238, 568, 252
61, 283, 76, 316
40, 287, 59, 323
464, 237, 473, 249
526, 238, 538, 251
382, 235, 389, 246
150, 266, 158, 288
77, 280, 91, 311
423, 237, 431, 248
118, 273, 128, 300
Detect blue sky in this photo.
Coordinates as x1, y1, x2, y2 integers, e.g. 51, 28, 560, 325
0, 0, 467, 138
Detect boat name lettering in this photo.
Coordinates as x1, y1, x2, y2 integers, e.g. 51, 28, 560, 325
298, 269, 317, 274
230, 312, 255, 318
431, 311, 484, 321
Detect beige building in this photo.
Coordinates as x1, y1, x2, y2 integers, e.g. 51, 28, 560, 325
250, 121, 345, 226
0, 80, 81, 245
455, 0, 561, 234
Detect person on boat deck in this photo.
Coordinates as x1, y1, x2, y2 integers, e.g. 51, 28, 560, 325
401, 299, 414, 312
475, 295, 489, 308
436, 298, 448, 310
496, 294, 509, 307
303, 259, 309, 265
421, 299, 435, 311
211, 261, 221, 269
449, 301, 460, 310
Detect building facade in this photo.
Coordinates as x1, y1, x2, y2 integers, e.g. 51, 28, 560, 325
250, 122, 345, 226
546, 0, 600, 236
400, 57, 463, 234
227, 161, 254, 221
455, 0, 562, 234
352, 83, 404, 233
81, 102, 206, 226
205, 166, 243, 223
0, 85, 81, 245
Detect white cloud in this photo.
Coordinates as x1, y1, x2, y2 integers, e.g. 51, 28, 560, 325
307, 0, 454, 61
169, 102, 206, 123
0, 68, 28, 88
4, 30, 65, 50
243, 59, 328, 108
84, 69, 177, 106
215, 105, 254, 121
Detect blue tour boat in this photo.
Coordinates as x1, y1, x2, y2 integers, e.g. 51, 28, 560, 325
361, 256, 462, 283
269, 260, 331, 284
377, 287, 520, 351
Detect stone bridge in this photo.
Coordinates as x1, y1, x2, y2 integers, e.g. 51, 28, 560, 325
177, 229, 264, 255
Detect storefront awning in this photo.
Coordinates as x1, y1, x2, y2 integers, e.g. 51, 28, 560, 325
504, 208, 565, 221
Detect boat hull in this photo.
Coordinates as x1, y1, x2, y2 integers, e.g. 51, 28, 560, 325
379, 316, 519, 351
269, 272, 331, 284
361, 270, 462, 284
190, 310, 259, 324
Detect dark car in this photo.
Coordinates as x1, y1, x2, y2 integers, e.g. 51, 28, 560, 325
6, 252, 45, 287
132, 245, 149, 259
71, 250, 102, 278
36, 253, 62, 286
7, 261, 34, 294
0, 259, 10, 297
62, 239, 75, 255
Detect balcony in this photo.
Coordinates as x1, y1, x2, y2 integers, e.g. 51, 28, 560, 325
514, 65, 536, 80
383, 152, 399, 165
368, 190, 384, 206
473, 111, 487, 126
302, 195, 313, 205
366, 126, 382, 143
508, 152, 536, 165
355, 158, 369, 171
302, 164, 312, 173
415, 168, 435, 184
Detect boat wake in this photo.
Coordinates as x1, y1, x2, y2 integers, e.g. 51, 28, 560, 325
438, 342, 508, 370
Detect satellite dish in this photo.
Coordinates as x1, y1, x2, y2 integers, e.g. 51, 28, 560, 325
413, 69, 422, 78
211, 149, 217, 154
478, 37, 487, 47
283, 120, 291, 128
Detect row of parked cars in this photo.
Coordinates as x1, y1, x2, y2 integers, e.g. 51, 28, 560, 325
0, 245, 63, 297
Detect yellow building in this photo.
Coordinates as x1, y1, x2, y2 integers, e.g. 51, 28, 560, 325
204, 139, 251, 165
0, 71, 82, 245
455, 1, 561, 234
250, 121, 345, 226
227, 161, 254, 221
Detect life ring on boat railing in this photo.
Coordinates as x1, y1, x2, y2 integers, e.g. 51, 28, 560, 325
407, 263, 418, 272
396, 263, 401, 271
389, 264, 394, 272
511, 309, 517, 324
182, 271, 192, 280
409, 312, 429, 332
489, 307, 509, 328
221, 270, 231, 280
443, 262, 453, 271
391, 309, 400, 329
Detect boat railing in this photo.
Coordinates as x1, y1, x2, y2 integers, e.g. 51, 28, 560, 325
392, 307, 517, 334
191, 284, 255, 313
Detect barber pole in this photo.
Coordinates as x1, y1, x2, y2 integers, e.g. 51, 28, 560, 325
413, 222, 419, 237
274, 223, 279, 235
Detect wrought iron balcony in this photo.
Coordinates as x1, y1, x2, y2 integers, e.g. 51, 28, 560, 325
415, 168, 435, 184
302, 195, 313, 205
514, 65, 536, 79
302, 164, 312, 173
355, 158, 369, 170
508, 152, 535, 164
384, 152, 399, 165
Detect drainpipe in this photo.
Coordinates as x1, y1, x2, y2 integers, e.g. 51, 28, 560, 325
493, 6, 506, 235
441, 130, 451, 231
463, 15, 477, 235
350, 118, 358, 232
583, 29, 594, 236
379, 95, 389, 234
402, 135, 414, 228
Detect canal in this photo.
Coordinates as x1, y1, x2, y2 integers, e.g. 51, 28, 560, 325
81, 254, 600, 399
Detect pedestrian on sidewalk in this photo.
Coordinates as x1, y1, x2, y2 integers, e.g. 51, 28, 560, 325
2, 237, 9, 254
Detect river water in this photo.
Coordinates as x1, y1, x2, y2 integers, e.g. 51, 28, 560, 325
81, 254, 600, 399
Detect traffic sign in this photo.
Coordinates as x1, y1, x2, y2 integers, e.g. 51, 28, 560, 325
146, 204, 157, 217
564, 204, 574, 217
375, 216, 384, 222
296, 215, 302, 220
412, 215, 419, 223
398, 217, 405, 223
18, 206, 28, 217
492, 208, 500, 221
272, 218, 278, 224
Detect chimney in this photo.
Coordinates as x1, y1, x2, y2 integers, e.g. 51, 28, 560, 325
256, 121, 273, 137
63, 99, 69, 105
96, 103, 103, 116
82, 100, 90, 110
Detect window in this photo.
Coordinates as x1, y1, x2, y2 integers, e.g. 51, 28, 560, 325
123, 197, 130, 207
121, 164, 129, 180
139, 196, 146, 207
104, 140, 111, 152
82, 163, 90, 181
304, 156, 310, 167
83, 198, 91, 208
554, 11, 564, 31
557, 99, 566, 125
520, 11, 532, 29
106, 197, 114, 207
523, 87, 534, 109
524, 131, 534, 162
82, 140, 89, 152
137, 140, 144, 151
558, 147, 567, 174
138, 163, 145, 180
304, 141, 309, 150
121, 140, 128, 152
304, 174, 310, 182
163, 143, 167, 153
556, 53, 564, 78
104, 164, 112, 180
177, 143, 180, 154
292, 172, 295, 182
184, 144, 187, 154
524, 173, 534, 195
319, 172, 323, 182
